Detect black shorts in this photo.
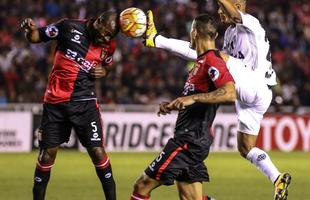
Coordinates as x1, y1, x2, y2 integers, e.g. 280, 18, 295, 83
145, 135, 213, 185
39, 100, 104, 148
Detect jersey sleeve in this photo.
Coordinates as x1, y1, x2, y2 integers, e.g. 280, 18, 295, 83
37, 19, 65, 42
205, 58, 235, 88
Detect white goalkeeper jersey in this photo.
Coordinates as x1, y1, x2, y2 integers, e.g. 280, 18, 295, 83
223, 11, 277, 85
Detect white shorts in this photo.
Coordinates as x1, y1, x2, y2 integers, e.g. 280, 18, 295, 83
235, 83, 272, 135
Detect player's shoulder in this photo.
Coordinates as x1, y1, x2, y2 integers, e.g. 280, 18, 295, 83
61, 18, 88, 26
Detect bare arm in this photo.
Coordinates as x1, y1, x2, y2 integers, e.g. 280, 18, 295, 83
20, 18, 42, 43
218, 0, 242, 23
160, 82, 236, 113
192, 82, 236, 104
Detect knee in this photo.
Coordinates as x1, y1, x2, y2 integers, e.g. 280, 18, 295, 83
237, 143, 251, 158
39, 148, 57, 164
88, 147, 107, 162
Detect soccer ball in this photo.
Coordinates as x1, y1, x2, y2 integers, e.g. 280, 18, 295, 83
119, 7, 147, 38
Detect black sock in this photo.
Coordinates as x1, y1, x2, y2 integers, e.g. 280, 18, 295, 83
32, 166, 51, 200
95, 164, 116, 200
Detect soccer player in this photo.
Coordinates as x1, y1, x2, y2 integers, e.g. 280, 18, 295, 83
145, 0, 291, 199
21, 11, 118, 200
130, 14, 236, 200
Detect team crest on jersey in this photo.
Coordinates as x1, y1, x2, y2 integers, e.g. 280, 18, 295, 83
208, 66, 220, 81
45, 25, 59, 38
100, 50, 106, 59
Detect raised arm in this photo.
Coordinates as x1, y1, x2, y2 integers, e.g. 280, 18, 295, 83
20, 18, 42, 43
217, 0, 242, 23
145, 10, 197, 61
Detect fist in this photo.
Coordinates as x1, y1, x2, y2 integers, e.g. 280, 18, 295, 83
90, 65, 108, 78
21, 18, 36, 33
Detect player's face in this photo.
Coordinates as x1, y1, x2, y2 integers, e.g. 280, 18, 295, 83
92, 15, 117, 45
189, 21, 197, 50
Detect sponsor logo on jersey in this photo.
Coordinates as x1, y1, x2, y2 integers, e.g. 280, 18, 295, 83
90, 132, 101, 141
208, 66, 220, 81
183, 82, 195, 95
45, 25, 59, 38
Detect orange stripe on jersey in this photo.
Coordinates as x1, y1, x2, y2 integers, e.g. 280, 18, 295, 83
155, 144, 188, 181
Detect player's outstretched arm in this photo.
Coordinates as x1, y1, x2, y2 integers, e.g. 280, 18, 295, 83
20, 18, 42, 43
217, 0, 242, 23
145, 10, 197, 61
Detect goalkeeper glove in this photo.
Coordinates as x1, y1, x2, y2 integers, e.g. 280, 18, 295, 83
145, 10, 158, 47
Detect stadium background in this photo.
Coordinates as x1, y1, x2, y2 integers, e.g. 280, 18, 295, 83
0, 0, 309, 199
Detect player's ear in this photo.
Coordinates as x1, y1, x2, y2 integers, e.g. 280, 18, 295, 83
235, 3, 241, 10
215, 32, 218, 39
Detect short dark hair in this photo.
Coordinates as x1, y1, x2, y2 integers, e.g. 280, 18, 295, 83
193, 14, 218, 39
97, 11, 120, 36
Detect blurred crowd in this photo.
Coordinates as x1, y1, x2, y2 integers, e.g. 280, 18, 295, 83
0, 0, 309, 107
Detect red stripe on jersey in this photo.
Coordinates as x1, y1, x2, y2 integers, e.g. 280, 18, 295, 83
155, 144, 188, 181
44, 51, 79, 103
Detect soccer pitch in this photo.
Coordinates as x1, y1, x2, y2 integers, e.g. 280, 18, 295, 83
0, 151, 309, 200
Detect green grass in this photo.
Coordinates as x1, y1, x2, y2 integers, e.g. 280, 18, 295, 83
0, 151, 308, 200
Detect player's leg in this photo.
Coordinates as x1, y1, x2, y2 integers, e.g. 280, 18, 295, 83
33, 103, 71, 200
237, 131, 281, 182
131, 138, 188, 199
177, 181, 205, 200
70, 100, 116, 200
236, 86, 291, 199
238, 131, 291, 200
131, 173, 161, 200
33, 147, 58, 200
87, 146, 116, 200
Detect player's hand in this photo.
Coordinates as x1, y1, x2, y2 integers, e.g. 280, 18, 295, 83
168, 96, 195, 110
90, 65, 108, 78
20, 18, 37, 33
144, 10, 158, 47
157, 102, 173, 116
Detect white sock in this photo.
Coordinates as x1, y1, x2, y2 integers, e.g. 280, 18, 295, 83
246, 147, 281, 183
155, 35, 197, 60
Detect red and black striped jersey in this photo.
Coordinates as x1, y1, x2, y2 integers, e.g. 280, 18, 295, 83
38, 19, 116, 103
175, 50, 235, 137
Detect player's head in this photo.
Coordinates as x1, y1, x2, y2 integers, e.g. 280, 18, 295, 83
190, 13, 218, 49
217, 0, 246, 24
91, 11, 119, 45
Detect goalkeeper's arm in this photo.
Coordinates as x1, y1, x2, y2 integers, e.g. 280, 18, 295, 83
145, 10, 197, 61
